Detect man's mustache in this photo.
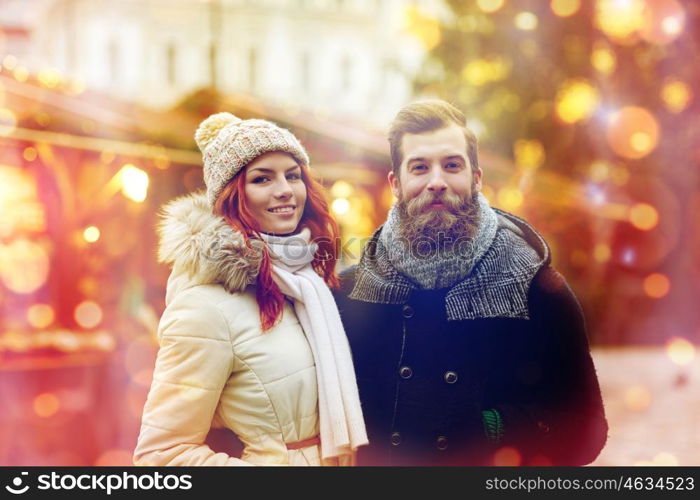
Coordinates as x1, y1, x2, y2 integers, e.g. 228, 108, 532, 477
405, 191, 466, 216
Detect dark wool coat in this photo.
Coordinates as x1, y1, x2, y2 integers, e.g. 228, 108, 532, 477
334, 215, 608, 466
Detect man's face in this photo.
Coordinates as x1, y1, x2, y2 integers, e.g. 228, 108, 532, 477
388, 123, 482, 205
388, 124, 483, 252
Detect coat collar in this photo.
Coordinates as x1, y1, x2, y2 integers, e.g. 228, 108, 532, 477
349, 207, 551, 320
157, 192, 262, 304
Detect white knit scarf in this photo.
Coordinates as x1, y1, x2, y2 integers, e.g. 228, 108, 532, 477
259, 228, 368, 460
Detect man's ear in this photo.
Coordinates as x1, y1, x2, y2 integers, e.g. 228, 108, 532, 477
473, 167, 483, 193
388, 170, 400, 198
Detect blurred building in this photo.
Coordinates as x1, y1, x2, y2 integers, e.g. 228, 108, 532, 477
2, 0, 428, 126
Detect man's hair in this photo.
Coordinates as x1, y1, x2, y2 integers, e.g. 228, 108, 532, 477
388, 99, 479, 176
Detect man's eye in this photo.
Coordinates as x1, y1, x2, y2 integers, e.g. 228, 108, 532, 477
445, 162, 461, 169
412, 164, 427, 171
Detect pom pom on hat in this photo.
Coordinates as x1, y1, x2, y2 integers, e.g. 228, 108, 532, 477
194, 112, 242, 152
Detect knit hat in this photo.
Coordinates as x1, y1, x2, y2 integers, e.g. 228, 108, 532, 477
194, 112, 310, 207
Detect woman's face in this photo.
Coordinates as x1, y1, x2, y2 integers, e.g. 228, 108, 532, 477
243, 151, 307, 235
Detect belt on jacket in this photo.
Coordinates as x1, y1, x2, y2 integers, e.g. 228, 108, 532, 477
286, 435, 321, 450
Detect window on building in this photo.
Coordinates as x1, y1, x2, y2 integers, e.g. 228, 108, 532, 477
248, 47, 257, 91
341, 54, 352, 91
166, 44, 177, 86
107, 39, 119, 84
209, 43, 218, 89
300, 51, 310, 93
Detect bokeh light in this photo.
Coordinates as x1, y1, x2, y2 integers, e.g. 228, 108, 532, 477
551, 0, 581, 17
332, 198, 351, 215
2, 54, 17, 70
477, 0, 504, 14
0, 238, 50, 294
593, 244, 611, 263
493, 446, 522, 466
497, 187, 524, 211
402, 5, 441, 50
462, 58, 510, 86
34, 393, 60, 418
13, 66, 29, 82
555, 79, 599, 124
623, 385, 651, 412
0, 107, 18, 134
515, 12, 538, 31
594, 0, 645, 43
643, 273, 670, 299
83, 226, 101, 243
23, 147, 38, 162
27, 304, 55, 329
119, 164, 149, 203
74, 301, 103, 329
665, 337, 695, 366
331, 181, 354, 198
629, 203, 658, 230
589, 161, 610, 182
513, 139, 545, 169
606, 107, 659, 159
591, 45, 616, 75
639, 0, 686, 45
661, 79, 692, 113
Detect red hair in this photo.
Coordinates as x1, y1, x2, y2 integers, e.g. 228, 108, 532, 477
213, 160, 340, 331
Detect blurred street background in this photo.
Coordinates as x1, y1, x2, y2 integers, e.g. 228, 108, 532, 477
0, 0, 698, 465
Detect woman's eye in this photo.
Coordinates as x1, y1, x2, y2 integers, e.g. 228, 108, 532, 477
287, 172, 302, 180
252, 176, 269, 184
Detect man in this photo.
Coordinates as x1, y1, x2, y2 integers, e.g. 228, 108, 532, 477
334, 99, 608, 466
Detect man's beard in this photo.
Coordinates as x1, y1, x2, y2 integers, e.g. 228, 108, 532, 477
396, 186, 480, 257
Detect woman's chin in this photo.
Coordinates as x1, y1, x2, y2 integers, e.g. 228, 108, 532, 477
260, 222, 301, 236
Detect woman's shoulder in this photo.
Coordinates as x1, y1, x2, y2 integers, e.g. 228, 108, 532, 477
159, 284, 259, 342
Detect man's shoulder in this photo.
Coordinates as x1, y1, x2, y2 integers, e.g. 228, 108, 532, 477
529, 265, 584, 318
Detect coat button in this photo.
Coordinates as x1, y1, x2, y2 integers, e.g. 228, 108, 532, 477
436, 436, 448, 451
390, 432, 402, 446
399, 366, 413, 379
444, 371, 458, 384
401, 304, 414, 319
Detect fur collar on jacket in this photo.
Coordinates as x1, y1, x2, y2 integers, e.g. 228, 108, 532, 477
158, 192, 262, 302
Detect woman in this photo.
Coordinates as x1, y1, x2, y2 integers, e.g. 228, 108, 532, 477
133, 112, 367, 466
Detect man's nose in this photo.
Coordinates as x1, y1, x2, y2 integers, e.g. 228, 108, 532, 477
426, 169, 448, 193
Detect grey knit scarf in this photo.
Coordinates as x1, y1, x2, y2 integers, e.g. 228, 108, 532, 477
380, 193, 498, 290
349, 195, 549, 320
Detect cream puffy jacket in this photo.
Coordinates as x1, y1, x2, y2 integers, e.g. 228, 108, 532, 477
133, 193, 322, 466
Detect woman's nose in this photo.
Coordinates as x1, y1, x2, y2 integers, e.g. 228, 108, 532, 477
274, 179, 294, 199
